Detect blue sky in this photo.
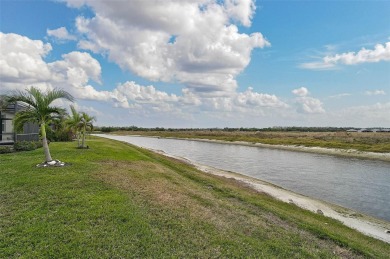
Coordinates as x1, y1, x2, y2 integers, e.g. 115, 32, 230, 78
1, 0, 389, 127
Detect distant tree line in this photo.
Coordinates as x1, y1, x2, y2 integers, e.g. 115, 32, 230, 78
95, 126, 368, 133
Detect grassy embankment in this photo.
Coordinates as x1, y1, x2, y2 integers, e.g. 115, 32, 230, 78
1, 136, 389, 258
113, 130, 390, 153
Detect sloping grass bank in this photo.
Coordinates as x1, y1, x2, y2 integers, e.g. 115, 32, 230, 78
1, 136, 389, 258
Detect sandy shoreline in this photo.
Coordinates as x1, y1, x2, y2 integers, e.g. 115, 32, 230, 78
148, 148, 390, 244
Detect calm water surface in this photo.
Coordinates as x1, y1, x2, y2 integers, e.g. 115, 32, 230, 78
98, 134, 390, 222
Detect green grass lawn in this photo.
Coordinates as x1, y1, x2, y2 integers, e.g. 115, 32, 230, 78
1, 136, 389, 258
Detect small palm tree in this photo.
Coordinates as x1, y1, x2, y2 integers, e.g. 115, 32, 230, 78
79, 112, 95, 148
8, 87, 74, 162
66, 105, 82, 147
47, 110, 73, 142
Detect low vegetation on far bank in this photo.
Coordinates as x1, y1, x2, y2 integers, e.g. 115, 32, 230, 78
111, 130, 390, 153
1, 136, 389, 258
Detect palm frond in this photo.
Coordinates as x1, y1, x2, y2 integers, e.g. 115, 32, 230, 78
9, 87, 75, 110
83, 113, 96, 130
46, 106, 67, 116
13, 109, 39, 133
46, 88, 75, 105
81, 112, 96, 123
70, 105, 79, 118
8, 89, 37, 108
65, 105, 82, 131
27, 87, 43, 107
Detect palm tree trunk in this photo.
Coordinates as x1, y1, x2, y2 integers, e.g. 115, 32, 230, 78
77, 132, 81, 147
41, 123, 52, 162
81, 128, 86, 148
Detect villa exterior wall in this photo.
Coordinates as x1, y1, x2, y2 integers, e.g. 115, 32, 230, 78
0, 103, 39, 144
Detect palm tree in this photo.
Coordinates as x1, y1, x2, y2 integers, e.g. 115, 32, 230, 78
79, 112, 95, 148
47, 109, 73, 142
8, 87, 74, 162
66, 105, 82, 147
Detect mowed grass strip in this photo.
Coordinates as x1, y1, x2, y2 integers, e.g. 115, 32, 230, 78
115, 130, 390, 153
0, 136, 389, 258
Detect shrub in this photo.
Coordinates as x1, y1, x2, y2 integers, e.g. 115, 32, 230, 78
14, 141, 37, 151
46, 128, 73, 142
35, 141, 43, 148
0, 146, 13, 154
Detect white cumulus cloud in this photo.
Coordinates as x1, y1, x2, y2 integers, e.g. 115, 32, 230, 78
292, 87, 325, 114
0, 32, 103, 100
297, 97, 325, 114
235, 87, 288, 108
0, 32, 308, 126
301, 42, 390, 70
0, 32, 52, 85
292, 87, 309, 97
67, 0, 269, 94
47, 27, 77, 41
49, 51, 102, 85
225, 0, 256, 27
